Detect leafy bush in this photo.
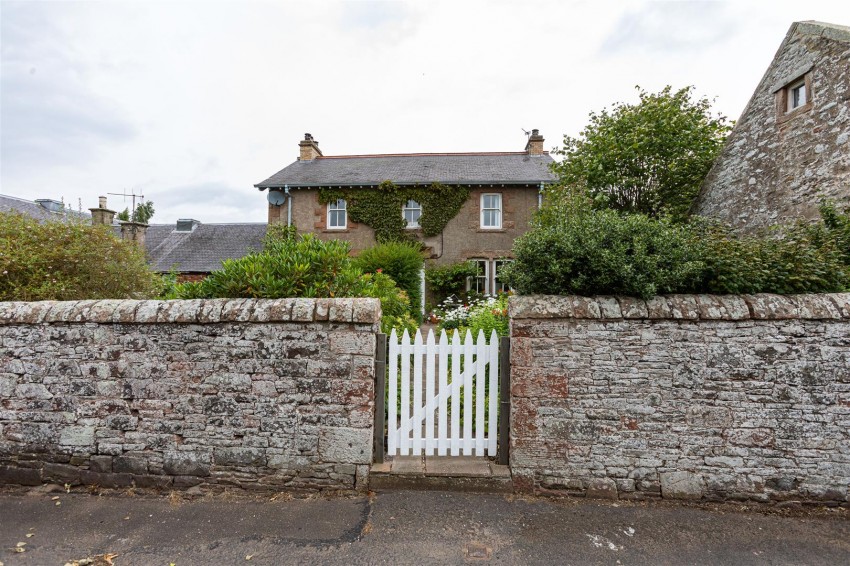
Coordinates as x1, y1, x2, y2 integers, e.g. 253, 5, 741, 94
502, 199, 704, 299
0, 212, 162, 301
354, 241, 424, 322
694, 215, 850, 295
359, 272, 418, 335
504, 193, 850, 298
169, 233, 363, 299
467, 294, 509, 340
424, 261, 478, 305
167, 231, 418, 334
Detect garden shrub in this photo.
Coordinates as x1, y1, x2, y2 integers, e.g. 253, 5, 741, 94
167, 232, 417, 334
354, 241, 425, 322
502, 202, 704, 299
693, 214, 850, 295
359, 272, 418, 335
0, 211, 162, 301
171, 233, 363, 299
424, 260, 478, 305
503, 192, 850, 298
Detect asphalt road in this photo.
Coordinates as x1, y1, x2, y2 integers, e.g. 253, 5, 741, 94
0, 489, 848, 565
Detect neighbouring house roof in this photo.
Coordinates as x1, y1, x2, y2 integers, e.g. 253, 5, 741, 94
144, 222, 267, 273
0, 194, 91, 222
255, 152, 557, 189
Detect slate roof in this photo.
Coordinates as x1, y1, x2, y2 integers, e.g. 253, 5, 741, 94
144, 223, 267, 273
256, 152, 557, 188
1, 194, 91, 222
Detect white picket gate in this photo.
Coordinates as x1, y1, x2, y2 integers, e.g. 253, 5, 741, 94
387, 328, 500, 457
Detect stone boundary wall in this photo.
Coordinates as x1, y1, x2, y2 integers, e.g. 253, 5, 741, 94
0, 298, 381, 493
509, 293, 850, 505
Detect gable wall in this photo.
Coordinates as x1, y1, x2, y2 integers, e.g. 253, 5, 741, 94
693, 23, 850, 231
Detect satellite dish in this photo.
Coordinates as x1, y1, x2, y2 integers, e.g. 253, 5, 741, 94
267, 190, 286, 206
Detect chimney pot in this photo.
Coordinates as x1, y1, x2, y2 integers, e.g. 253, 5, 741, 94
98, 196, 107, 209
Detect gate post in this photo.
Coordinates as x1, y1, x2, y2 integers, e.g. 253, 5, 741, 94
497, 336, 511, 466
373, 333, 387, 464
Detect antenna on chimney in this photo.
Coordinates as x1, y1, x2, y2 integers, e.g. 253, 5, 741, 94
521, 128, 531, 139
107, 188, 145, 217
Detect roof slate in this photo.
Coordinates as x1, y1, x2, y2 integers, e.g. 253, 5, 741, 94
144, 223, 267, 273
256, 152, 557, 188
1, 194, 91, 222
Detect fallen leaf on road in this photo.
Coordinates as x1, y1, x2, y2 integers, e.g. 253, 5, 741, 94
51, 496, 60, 500
26, 533, 34, 538
56, 501, 62, 506
245, 555, 254, 560
65, 483, 71, 493
16, 542, 26, 548
63, 552, 119, 566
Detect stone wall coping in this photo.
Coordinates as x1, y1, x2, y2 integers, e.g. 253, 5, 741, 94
0, 298, 382, 325
509, 293, 850, 321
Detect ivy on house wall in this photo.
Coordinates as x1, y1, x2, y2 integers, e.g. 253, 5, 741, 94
318, 181, 470, 243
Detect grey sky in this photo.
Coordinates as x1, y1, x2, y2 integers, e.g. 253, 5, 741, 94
1, 0, 847, 224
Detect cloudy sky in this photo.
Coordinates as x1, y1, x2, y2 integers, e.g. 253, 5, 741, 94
1, 0, 847, 224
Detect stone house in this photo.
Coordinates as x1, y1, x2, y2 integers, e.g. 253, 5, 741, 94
693, 20, 850, 231
255, 131, 557, 298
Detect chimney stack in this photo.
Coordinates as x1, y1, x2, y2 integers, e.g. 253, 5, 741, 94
120, 221, 148, 248
525, 128, 545, 155
299, 133, 323, 161
89, 195, 116, 226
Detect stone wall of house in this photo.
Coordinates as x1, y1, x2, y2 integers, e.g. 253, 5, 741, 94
0, 298, 380, 493
270, 185, 540, 266
509, 293, 850, 504
693, 21, 850, 231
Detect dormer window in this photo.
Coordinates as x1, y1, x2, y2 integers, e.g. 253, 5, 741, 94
403, 200, 421, 229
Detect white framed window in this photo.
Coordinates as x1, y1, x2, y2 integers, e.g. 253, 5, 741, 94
480, 193, 502, 229
788, 80, 806, 111
465, 259, 513, 294
493, 259, 514, 293
403, 199, 421, 229
467, 259, 490, 294
327, 199, 347, 229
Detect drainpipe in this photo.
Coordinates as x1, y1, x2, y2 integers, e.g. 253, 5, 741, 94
538, 182, 544, 208
284, 185, 292, 227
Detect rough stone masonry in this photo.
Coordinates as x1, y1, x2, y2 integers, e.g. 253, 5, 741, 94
0, 298, 380, 493
509, 293, 850, 504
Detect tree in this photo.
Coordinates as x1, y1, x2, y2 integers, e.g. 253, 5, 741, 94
550, 86, 731, 221
0, 212, 163, 301
117, 200, 155, 223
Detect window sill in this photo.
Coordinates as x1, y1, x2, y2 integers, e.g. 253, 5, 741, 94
477, 227, 506, 233
777, 101, 813, 124
323, 228, 350, 233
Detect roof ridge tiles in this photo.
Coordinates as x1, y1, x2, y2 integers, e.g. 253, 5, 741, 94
317, 151, 549, 159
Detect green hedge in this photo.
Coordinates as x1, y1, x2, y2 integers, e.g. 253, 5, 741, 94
0, 212, 162, 301
502, 197, 850, 299
353, 241, 424, 323
166, 232, 416, 335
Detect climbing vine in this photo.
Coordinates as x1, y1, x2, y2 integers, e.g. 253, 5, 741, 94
319, 181, 470, 243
